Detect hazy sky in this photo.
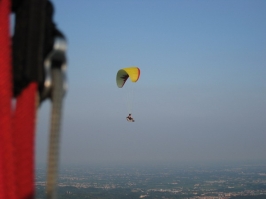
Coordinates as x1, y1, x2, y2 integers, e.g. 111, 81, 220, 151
36, 0, 266, 166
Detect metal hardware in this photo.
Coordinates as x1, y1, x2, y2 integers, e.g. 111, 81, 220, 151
41, 37, 67, 102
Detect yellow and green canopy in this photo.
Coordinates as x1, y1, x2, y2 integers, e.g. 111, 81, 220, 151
116, 67, 140, 88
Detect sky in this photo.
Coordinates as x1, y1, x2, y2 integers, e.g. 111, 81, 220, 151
36, 0, 266, 167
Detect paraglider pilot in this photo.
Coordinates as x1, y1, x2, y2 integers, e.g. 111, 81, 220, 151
126, 113, 135, 122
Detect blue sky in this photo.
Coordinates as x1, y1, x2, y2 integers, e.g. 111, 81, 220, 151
36, 0, 266, 166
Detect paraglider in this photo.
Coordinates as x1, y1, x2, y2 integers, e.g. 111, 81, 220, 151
116, 67, 140, 122
126, 113, 135, 122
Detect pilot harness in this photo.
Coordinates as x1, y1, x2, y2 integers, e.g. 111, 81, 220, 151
0, 0, 67, 199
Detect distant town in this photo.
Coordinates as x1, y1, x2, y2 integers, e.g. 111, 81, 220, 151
36, 163, 266, 199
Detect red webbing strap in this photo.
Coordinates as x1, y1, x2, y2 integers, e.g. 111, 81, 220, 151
1, 0, 37, 198
0, 0, 17, 198
13, 82, 37, 199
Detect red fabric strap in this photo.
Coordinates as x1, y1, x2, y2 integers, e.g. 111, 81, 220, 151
0, 0, 17, 198
0, 0, 37, 198
0, 0, 16, 199
13, 82, 37, 199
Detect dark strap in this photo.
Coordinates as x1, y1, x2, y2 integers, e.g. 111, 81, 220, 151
12, 0, 65, 98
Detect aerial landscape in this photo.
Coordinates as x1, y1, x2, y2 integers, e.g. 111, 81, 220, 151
36, 162, 266, 199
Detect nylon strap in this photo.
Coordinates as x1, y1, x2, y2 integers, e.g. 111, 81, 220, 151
13, 82, 38, 199
0, 0, 38, 198
46, 68, 64, 199
0, 0, 17, 198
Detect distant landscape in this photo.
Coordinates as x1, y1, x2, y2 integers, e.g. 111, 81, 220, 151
36, 162, 266, 199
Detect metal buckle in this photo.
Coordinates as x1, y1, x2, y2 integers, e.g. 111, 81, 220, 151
40, 37, 67, 102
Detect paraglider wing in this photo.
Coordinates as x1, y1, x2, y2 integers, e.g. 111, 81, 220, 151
116, 67, 140, 88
